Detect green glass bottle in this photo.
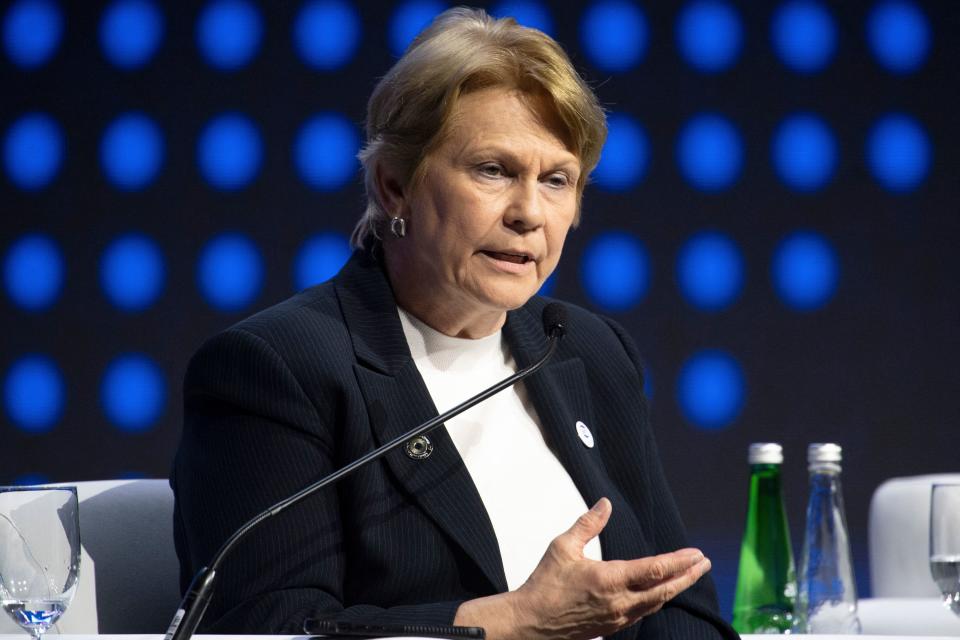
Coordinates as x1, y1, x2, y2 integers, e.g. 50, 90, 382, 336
732, 443, 797, 634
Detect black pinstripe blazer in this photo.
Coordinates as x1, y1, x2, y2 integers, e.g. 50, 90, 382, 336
171, 250, 738, 639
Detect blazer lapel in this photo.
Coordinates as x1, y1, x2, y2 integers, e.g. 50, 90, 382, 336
504, 304, 644, 563
334, 252, 508, 593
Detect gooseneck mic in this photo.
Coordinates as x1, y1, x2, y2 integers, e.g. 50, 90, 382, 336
164, 303, 568, 640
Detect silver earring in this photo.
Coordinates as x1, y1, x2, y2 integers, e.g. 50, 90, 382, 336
390, 216, 406, 238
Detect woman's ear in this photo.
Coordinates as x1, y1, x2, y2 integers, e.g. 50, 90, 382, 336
373, 161, 407, 218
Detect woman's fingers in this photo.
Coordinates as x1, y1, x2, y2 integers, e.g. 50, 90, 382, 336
562, 497, 612, 548
624, 548, 706, 590
625, 555, 712, 618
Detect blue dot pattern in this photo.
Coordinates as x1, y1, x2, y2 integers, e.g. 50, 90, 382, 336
580, 0, 648, 72
196, 0, 262, 70
4, 234, 63, 311
197, 113, 262, 189
101, 113, 164, 190
3, 0, 62, 68
771, 0, 836, 73
772, 230, 838, 310
100, 234, 165, 311
677, 231, 743, 311
593, 112, 648, 191
867, 113, 930, 192
581, 231, 650, 311
537, 271, 557, 297
772, 113, 837, 192
295, 232, 352, 291
4, 355, 64, 433
4, 113, 63, 190
13, 472, 51, 486
676, 0, 742, 72
294, 113, 360, 190
677, 350, 744, 430
867, 1, 929, 73
100, 0, 164, 69
676, 113, 743, 191
101, 354, 166, 432
490, 1, 554, 35
389, 0, 446, 57
197, 232, 264, 311
294, 0, 361, 70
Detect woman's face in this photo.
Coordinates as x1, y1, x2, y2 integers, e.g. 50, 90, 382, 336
385, 87, 581, 336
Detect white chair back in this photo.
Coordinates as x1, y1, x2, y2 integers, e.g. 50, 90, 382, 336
0, 479, 180, 634
868, 473, 960, 597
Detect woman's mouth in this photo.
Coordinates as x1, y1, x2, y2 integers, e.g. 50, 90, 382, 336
479, 250, 535, 274
480, 250, 531, 264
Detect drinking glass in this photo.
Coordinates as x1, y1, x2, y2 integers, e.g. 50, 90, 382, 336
0, 487, 80, 639
930, 483, 960, 616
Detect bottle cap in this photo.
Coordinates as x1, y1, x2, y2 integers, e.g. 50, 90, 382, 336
748, 442, 783, 465
808, 442, 842, 463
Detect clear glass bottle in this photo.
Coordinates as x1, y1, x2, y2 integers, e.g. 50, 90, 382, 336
794, 443, 862, 634
732, 443, 797, 634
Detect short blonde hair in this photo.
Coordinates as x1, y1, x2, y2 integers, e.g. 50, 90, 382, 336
351, 6, 607, 249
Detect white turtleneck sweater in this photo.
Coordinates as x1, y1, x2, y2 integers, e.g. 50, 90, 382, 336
398, 307, 602, 591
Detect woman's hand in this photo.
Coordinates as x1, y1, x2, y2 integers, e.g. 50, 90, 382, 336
453, 498, 712, 640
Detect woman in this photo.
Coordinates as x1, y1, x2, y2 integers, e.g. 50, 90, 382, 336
172, 8, 737, 639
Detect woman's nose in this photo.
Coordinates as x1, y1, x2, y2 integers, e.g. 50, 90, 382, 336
504, 178, 545, 231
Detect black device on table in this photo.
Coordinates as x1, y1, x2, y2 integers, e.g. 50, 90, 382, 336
304, 618, 485, 638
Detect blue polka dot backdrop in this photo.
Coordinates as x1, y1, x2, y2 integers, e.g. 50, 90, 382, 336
101, 353, 166, 432
294, 0, 361, 70
592, 112, 648, 191
491, 1, 554, 35
100, 233, 165, 311
4, 354, 64, 433
676, 113, 743, 191
772, 230, 839, 311
537, 271, 557, 297
2, 3, 955, 616
4, 234, 63, 311
866, 0, 929, 74
389, 0, 446, 57
676, 231, 743, 311
2, 0, 62, 68
580, 0, 648, 72
4, 113, 63, 190
675, 0, 742, 73
580, 231, 650, 311
99, 0, 164, 69
772, 113, 837, 192
197, 113, 262, 190
677, 350, 745, 430
13, 472, 51, 486
100, 113, 164, 190
294, 231, 351, 291
294, 113, 360, 191
196, 0, 262, 70
867, 113, 930, 192
770, 0, 836, 73
197, 232, 264, 311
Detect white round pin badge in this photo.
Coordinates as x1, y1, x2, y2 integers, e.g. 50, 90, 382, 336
575, 421, 594, 448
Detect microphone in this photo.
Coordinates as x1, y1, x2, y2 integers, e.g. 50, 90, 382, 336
542, 302, 566, 339
164, 303, 568, 640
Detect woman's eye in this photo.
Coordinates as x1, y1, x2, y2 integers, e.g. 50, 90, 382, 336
546, 173, 570, 188
479, 163, 504, 178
